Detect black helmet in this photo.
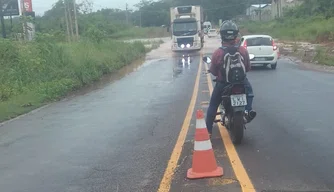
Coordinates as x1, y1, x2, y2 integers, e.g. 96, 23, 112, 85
219, 20, 239, 41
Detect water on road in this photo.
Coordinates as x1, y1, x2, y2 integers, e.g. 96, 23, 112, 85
1, 36, 334, 192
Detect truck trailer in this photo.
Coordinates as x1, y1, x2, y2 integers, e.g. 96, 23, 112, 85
170, 6, 204, 52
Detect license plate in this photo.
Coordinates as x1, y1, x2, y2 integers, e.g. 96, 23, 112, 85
230, 94, 247, 107
254, 57, 265, 61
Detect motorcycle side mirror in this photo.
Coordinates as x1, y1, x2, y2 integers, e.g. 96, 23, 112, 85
203, 56, 212, 64
249, 54, 255, 60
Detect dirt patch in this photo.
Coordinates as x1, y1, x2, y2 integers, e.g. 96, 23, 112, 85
276, 40, 334, 73
277, 40, 318, 61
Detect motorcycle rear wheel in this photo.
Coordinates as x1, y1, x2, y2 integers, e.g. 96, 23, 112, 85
230, 111, 244, 145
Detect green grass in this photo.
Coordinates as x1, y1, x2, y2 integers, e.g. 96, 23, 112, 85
240, 16, 334, 43
110, 27, 170, 39
240, 16, 334, 66
0, 37, 149, 122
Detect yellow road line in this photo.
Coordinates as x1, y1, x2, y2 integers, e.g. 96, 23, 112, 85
204, 63, 256, 192
157, 55, 203, 192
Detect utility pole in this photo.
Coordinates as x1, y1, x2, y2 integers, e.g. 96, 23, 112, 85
66, 0, 74, 39
139, 11, 142, 27
276, 0, 279, 18
21, 0, 28, 40
64, 0, 71, 42
10, 13, 13, 33
125, 3, 128, 25
279, 0, 282, 17
259, 0, 262, 21
0, 15, 6, 38
73, 0, 79, 40
0, 3, 6, 38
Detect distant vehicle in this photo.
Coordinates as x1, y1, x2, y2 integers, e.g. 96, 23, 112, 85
240, 35, 279, 70
203, 21, 212, 34
170, 6, 204, 52
207, 29, 218, 38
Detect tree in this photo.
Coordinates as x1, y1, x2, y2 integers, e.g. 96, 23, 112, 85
133, 0, 252, 26
283, 0, 334, 18
78, 0, 93, 14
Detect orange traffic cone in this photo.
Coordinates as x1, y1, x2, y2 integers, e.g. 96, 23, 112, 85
187, 109, 223, 179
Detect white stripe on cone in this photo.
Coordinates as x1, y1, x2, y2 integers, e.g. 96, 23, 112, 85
196, 119, 206, 129
194, 140, 212, 151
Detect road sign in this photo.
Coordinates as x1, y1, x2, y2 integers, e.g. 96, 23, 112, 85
23, 0, 32, 12
1, 0, 20, 16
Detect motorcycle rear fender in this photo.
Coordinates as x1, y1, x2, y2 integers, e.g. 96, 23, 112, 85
233, 106, 245, 112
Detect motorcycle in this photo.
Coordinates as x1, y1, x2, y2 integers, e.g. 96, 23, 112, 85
203, 54, 255, 145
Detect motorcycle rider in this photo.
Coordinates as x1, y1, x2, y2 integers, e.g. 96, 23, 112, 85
206, 20, 257, 136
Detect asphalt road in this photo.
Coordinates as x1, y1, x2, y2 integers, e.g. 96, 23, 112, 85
1, 37, 334, 192
237, 56, 334, 191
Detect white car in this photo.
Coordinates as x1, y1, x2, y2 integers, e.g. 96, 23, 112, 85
207, 29, 218, 38
239, 35, 280, 69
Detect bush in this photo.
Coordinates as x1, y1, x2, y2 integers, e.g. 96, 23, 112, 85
241, 16, 334, 43
0, 37, 146, 121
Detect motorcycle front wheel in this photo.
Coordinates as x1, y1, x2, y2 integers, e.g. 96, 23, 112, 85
230, 111, 244, 145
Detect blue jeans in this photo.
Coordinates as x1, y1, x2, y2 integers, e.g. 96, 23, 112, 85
205, 77, 254, 134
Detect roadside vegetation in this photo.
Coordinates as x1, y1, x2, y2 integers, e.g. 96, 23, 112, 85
241, 16, 334, 43
0, 0, 168, 122
240, 0, 334, 66
0, 35, 151, 122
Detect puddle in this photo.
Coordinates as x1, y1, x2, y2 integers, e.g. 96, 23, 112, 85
66, 57, 146, 98
66, 38, 174, 98
66, 38, 198, 98
69, 39, 174, 98
172, 55, 193, 79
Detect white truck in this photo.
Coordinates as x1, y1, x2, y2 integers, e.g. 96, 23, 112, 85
170, 6, 204, 52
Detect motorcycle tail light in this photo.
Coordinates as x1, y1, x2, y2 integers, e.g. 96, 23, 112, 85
231, 86, 244, 94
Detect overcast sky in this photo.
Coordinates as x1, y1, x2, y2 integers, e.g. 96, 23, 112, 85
33, 0, 140, 16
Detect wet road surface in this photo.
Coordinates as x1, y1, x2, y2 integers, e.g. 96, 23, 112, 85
1, 37, 334, 192
169, 37, 334, 192
237, 57, 334, 191
0, 40, 201, 192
